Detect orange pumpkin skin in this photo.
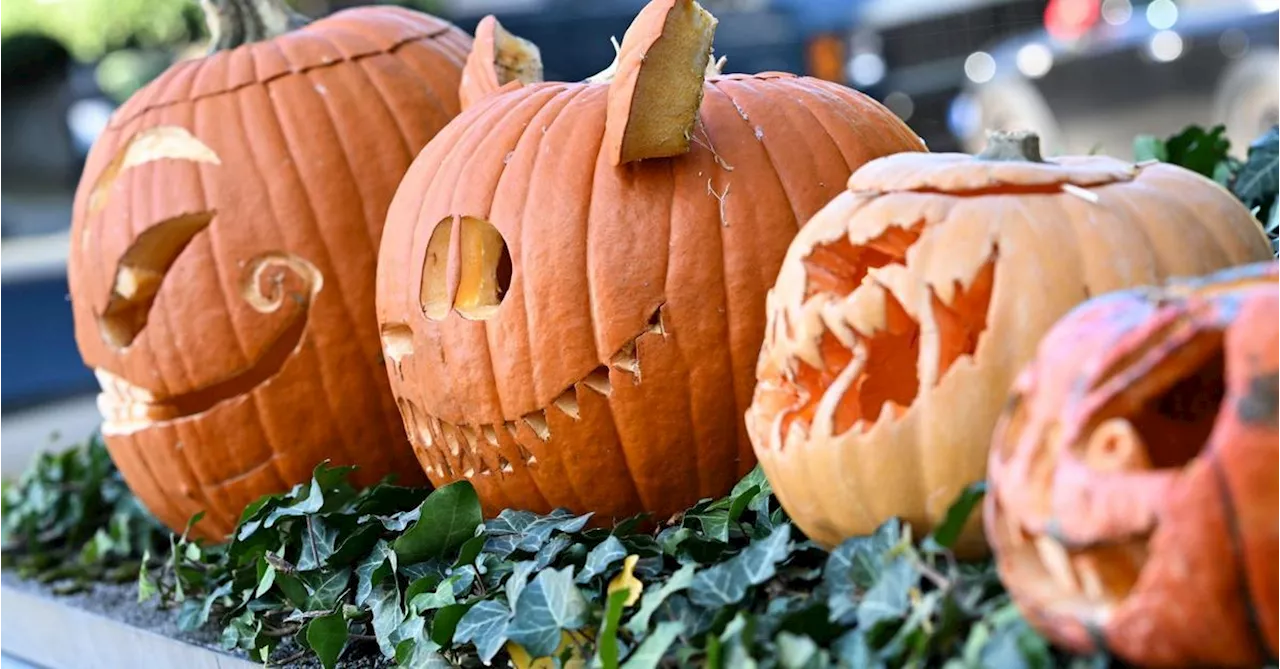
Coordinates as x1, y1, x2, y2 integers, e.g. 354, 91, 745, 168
376, 73, 925, 525
745, 139, 1275, 557
68, 7, 472, 540
985, 261, 1279, 667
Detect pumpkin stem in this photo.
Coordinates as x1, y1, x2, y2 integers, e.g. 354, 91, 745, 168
976, 130, 1045, 163
202, 0, 309, 53
460, 16, 544, 111
602, 0, 719, 166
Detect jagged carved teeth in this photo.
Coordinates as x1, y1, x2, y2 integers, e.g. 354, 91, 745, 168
94, 368, 179, 432
416, 304, 666, 473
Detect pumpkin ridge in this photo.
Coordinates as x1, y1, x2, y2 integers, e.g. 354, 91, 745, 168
577, 115, 650, 509
1207, 453, 1275, 662
708, 81, 800, 224
372, 44, 459, 145
111, 24, 464, 130
1123, 171, 1243, 264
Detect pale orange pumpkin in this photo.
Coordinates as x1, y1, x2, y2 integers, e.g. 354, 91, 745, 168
68, 0, 471, 539
986, 261, 1278, 667
746, 131, 1274, 557
375, 0, 925, 525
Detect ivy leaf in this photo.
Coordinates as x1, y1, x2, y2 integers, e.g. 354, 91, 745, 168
621, 621, 685, 669
302, 567, 351, 612
395, 634, 450, 669
1232, 125, 1279, 210
577, 535, 628, 583
533, 533, 573, 570
393, 481, 483, 564
507, 566, 590, 657
355, 540, 396, 607
776, 631, 819, 669
296, 517, 339, 571
825, 518, 902, 623
626, 563, 696, 636
856, 556, 916, 645
484, 508, 594, 558
368, 581, 404, 658
409, 577, 457, 615
506, 560, 538, 608
431, 601, 474, 646
306, 611, 349, 669
454, 533, 486, 567
688, 524, 792, 607
454, 599, 512, 664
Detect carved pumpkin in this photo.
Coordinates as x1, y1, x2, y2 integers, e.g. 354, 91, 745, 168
375, 0, 925, 524
745, 131, 1275, 557
985, 261, 1279, 667
67, 0, 472, 539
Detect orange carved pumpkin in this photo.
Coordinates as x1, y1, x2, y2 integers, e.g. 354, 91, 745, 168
375, 0, 925, 525
985, 261, 1279, 667
68, 0, 472, 539
746, 131, 1274, 557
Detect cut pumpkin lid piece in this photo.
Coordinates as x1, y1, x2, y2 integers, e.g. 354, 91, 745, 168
848, 130, 1141, 194
603, 0, 719, 166
459, 15, 544, 111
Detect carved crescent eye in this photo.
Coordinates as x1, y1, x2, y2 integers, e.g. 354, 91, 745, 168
419, 215, 512, 321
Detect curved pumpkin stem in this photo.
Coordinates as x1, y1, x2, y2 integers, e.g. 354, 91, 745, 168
201, 0, 309, 52
459, 16, 544, 111
603, 0, 719, 166
977, 130, 1046, 162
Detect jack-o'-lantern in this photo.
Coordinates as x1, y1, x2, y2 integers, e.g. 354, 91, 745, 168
68, 0, 472, 539
745, 131, 1274, 557
375, 0, 926, 524
986, 261, 1278, 667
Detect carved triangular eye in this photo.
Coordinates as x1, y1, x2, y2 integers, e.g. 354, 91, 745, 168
420, 215, 511, 321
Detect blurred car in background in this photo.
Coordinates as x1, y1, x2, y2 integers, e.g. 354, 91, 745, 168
952, 0, 1278, 157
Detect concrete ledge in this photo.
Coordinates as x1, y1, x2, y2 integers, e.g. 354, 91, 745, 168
1, 574, 257, 669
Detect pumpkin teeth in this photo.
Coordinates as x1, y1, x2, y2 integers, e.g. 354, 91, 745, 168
581, 366, 613, 396
522, 411, 551, 441
481, 425, 500, 446
553, 388, 581, 420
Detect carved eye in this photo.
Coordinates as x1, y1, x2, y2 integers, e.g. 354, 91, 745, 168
420, 215, 513, 321
91, 125, 223, 349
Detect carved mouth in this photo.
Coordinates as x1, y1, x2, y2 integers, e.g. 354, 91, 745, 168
768, 222, 997, 444
386, 305, 665, 479
96, 254, 322, 435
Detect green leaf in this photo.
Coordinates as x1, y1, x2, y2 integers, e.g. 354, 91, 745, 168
137, 550, 157, 603
393, 481, 483, 564
368, 581, 404, 658
506, 560, 538, 608
621, 621, 684, 669
409, 577, 457, 614
1164, 124, 1234, 178
507, 566, 591, 657
302, 567, 351, 612
454, 533, 486, 568
856, 556, 916, 644
1232, 125, 1279, 210
533, 533, 574, 569
483, 508, 594, 557
297, 517, 339, 571
626, 563, 696, 636
578, 535, 628, 583
255, 557, 277, 598
928, 482, 986, 550
1132, 134, 1166, 163
776, 631, 819, 669
688, 524, 792, 607
430, 601, 474, 646
454, 599, 512, 664
395, 634, 450, 669
306, 612, 349, 669
595, 588, 631, 669
355, 540, 397, 607
824, 518, 902, 623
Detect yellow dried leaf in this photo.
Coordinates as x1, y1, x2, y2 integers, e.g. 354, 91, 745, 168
506, 630, 591, 669
608, 554, 644, 607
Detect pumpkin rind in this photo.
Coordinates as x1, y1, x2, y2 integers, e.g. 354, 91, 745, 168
377, 23, 926, 524
745, 138, 1275, 557
68, 6, 472, 540
985, 261, 1279, 667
